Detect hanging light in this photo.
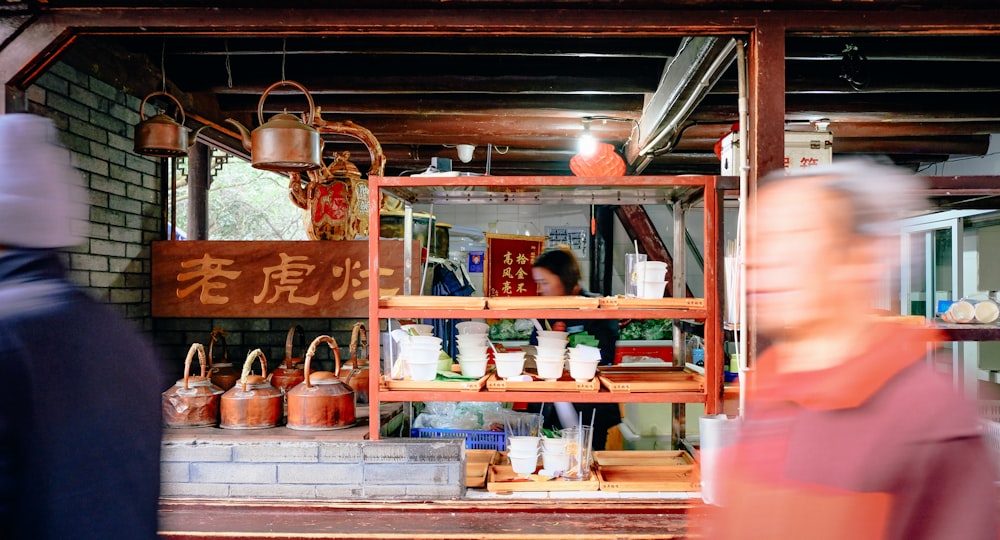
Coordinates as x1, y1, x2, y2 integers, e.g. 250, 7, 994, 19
578, 117, 597, 156
456, 144, 475, 163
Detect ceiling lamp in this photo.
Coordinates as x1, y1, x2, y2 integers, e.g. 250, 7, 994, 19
578, 117, 597, 156
570, 142, 626, 177
456, 144, 475, 163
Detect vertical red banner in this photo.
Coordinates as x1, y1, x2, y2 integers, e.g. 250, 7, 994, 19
483, 233, 547, 297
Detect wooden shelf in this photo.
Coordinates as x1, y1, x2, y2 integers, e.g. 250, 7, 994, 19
366, 175, 724, 441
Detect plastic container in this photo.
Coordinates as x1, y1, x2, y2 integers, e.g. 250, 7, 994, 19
622, 402, 704, 437
411, 427, 506, 451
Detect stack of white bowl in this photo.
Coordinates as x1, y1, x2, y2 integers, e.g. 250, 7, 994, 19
493, 351, 527, 380
540, 435, 571, 474
395, 332, 443, 381
507, 435, 541, 475
635, 260, 669, 299
454, 323, 490, 378
567, 344, 602, 382
534, 329, 569, 381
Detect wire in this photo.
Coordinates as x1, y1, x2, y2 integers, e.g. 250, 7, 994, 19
281, 38, 287, 82
224, 40, 233, 89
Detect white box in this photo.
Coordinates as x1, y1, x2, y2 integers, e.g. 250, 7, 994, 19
720, 131, 833, 175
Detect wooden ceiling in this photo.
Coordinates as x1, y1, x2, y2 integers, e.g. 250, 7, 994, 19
4, 2, 1000, 177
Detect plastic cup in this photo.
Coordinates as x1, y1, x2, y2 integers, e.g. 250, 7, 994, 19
560, 425, 593, 481
495, 356, 526, 379
625, 253, 647, 297
542, 449, 570, 473
407, 358, 438, 381
635, 260, 668, 282
975, 300, 999, 323
541, 436, 570, 453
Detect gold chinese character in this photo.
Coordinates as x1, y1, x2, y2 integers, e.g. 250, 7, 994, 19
253, 253, 320, 305
515, 267, 527, 280
502, 266, 514, 279
176, 253, 243, 305
503, 251, 514, 265
353, 268, 400, 299
516, 282, 528, 293
516, 253, 528, 265
331, 257, 363, 301
502, 281, 513, 295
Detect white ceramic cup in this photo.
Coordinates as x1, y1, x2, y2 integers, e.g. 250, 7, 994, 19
537, 330, 570, 340
455, 321, 490, 335
568, 358, 600, 381
457, 356, 488, 377
495, 357, 526, 379
407, 358, 438, 381
535, 359, 565, 380
536, 336, 569, 349
509, 452, 539, 475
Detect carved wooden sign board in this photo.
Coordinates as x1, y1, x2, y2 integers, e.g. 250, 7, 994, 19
152, 240, 418, 318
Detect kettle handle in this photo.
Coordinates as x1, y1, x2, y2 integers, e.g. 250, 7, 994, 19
346, 322, 368, 371
284, 324, 306, 367
304, 335, 342, 388
239, 349, 268, 392
182, 343, 207, 391
139, 90, 186, 124
258, 80, 315, 126
208, 328, 228, 368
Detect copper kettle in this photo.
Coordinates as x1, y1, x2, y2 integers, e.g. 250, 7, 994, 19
225, 80, 322, 172
286, 335, 357, 430
220, 349, 284, 429
208, 329, 239, 391
134, 91, 206, 158
271, 324, 306, 394
162, 343, 224, 428
339, 322, 370, 404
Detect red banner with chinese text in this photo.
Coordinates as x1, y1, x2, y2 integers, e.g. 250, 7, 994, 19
151, 240, 418, 318
483, 233, 547, 297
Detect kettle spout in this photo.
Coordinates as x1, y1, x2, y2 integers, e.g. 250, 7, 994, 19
224, 118, 252, 151
186, 125, 210, 150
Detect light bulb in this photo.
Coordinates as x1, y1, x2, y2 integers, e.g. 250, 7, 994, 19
578, 123, 597, 156
456, 144, 475, 163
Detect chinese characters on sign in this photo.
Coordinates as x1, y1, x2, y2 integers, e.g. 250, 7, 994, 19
546, 226, 588, 258
153, 240, 418, 318
483, 233, 547, 297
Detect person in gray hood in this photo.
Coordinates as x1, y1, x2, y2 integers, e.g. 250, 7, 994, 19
0, 113, 163, 539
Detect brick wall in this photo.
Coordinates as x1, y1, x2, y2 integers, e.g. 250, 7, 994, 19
161, 433, 465, 500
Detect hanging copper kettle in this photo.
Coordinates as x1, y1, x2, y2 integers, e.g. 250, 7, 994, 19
162, 343, 224, 428
225, 80, 322, 172
286, 335, 357, 430
220, 349, 284, 429
271, 324, 306, 394
208, 329, 239, 391
134, 91, 206, 157
339, 322, 370, 404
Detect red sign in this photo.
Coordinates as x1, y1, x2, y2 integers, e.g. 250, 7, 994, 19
483, 233, 547, 297
152, 239, 418, 318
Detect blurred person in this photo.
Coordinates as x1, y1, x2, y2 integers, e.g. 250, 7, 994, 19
531, 246, 620, 450
0, 113, 164, 539
706, 161, 997, 539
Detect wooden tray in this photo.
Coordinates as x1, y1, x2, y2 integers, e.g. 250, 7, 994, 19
379, 295, 487, 310
466, 449, 500, 488
486, 464, 599, 493
594, 450, 700, 492
380, 371, 491, 392
485, 372, 600, 393
598, 296, 706, 310
486, 296, 601, 310
597, 368, 704, 393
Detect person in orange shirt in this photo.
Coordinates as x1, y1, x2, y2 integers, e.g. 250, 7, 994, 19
704, 161, 997, 539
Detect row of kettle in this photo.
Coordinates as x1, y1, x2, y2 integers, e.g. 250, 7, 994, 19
161, 323, 368, 431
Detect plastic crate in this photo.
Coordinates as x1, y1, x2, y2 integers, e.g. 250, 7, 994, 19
411, 428, 507, 451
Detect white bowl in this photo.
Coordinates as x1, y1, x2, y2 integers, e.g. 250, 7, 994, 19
495, 357, 525, 379
407, 359, 438, 381
455, 321, 490, 335
568, 358, 600, 381
542, 450, 570, 473
406, 335, 443, 347
534, 345, 567, 358
507, 435, 541, 453
456, 334, 488, 345
637, 279, 667, 299
536, 336, 569, 349
568, 344, 602, 362
537, 330, 569, 340
535, 359, 565, 380
541, 437, 570, 453
493, 351, 526, 362
457, 357, 488, 378
405, 345, 442, 364
401, 323, 435, 336
509, 452, 539, 475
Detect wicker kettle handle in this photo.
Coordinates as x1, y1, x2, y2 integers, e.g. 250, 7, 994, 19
182, 343, 207, 391
284, 324, 305, 366
208, 328, 228, 368
239, 349, 268, 392
347, 322, 368, 371
304, 335, 341, 388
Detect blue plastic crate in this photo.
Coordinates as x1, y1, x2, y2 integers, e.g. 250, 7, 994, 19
411, 428, 507, 451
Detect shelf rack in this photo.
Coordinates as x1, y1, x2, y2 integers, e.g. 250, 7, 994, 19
365, 175, 724, 441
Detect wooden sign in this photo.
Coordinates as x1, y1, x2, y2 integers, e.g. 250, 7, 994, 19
483, 233, 546, 297
152, 240, 418, 318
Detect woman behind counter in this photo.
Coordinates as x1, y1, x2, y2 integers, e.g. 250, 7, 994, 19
530, 246, 620, 450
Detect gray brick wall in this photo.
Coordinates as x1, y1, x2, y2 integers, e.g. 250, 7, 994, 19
161, 435, 465, 500
29, 61, 161, 334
